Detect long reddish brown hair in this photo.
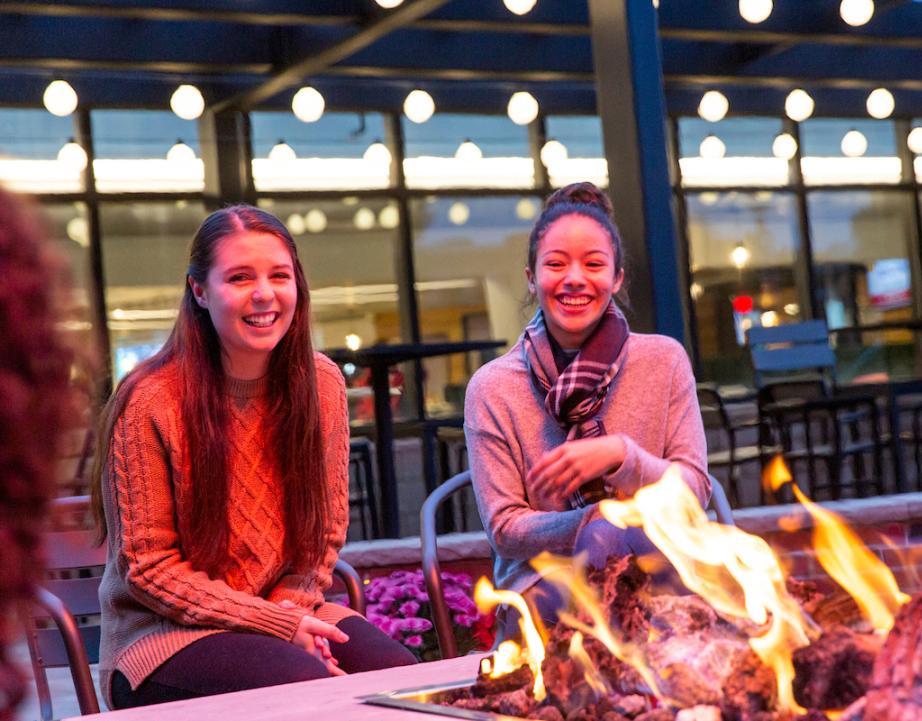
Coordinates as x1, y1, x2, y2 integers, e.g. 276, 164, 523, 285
91, 205, 327, 576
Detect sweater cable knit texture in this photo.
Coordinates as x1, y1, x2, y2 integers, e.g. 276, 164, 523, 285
98, 353, 352, 708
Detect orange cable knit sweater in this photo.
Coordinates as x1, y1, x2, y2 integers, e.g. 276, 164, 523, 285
98, 353, 354, 708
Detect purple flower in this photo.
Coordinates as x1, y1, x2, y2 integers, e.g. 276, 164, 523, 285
404, 635, 424, 648
399, 600, 421, 617
394, 616, 433, 633
453, 613, 477, 628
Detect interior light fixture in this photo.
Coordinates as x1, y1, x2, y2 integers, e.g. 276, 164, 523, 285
43, 80, 78, 117
771, 132, 798, 160
539, 138, 569, 167
840, 0, 874, 26
697, 90, 729, 122
292, 86, 325, 123
841, 129, 868, 157
504, 0, 537, 15
304, 209, 328, 233
448, 201, 470, 225
166, 139, 196, 163
345, 333, 362, 351
739, 0, 773, 24
170, 84, 204, 120
908, 127, 922, 155
354, 207, 376, 230
507, 92, 539, 125
455, 139, 483, 161
66, 217, 89, 247
699, 134, 727, 159
403, 89, 435, 124
730, 242, 751, 269
374, 0, 404, 8
286, 213, 307, 235
57, 138, 87, 170
268, 139, 296, 162
652, 0, 660, 8
866, 88, 894, 119
363, 139, 392, 165
515, 198, 538, 220
784, 89, 815, 122
378, 204, 400, 229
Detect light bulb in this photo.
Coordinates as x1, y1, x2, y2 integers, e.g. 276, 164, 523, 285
354, 207, 376, 230
43, 80, 78, 117
515, 198, 538, 220
739, 0, 772, 23
166, 139, 195, 163
363, 140, 392, 165
448, 202, 470, 225
785, 89, 815, 122
374, 0, 404, 7
908, 127, 922, 155
304, 209, 328, 233
507, 92, 539, 125
66, 217, 89, 247
57, 139, 87, 170
699, 134, 726, 159
378, 204, 400, 229
772, 132, 798, 160
292, 86, 325, 123
170, 84, 204, 120
697, 90, 729, 122
403, 89, 435, 123
540, 139, 569, 167
504, 0, 537, 14
268, 140, 296, 162
287, 213, 306, 235
345, 333, 362, 351
730, 243, 751, 269
840, 0, 874, 26
866, 88, 894, 119
455, 139, 483, 161
841, 129, 868, 157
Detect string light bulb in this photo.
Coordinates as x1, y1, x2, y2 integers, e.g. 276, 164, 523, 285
292, 86, 325, 123
374, 0, 404, 7
699, 134, 727, 159
507, 92, 539, 125
739, 0, 773, 24
354, 207, 376, 230
840, 0, 874, 26
403, 89, 435, 123
730, 242, 751, 269
43, 80, 78, 117
57, 138, 87, 170
841, 129, 868, 157
170, 84, 204, 120
866, 88, 894, 119
785, 89, 815, 122
378, 204, 400, 229
166, 139, 196, 163
907, 127, 922, 155
504, 0, 537, 15
698, 90, 729, 122
455, 139, 483, 161
268, 139, 296, 162
363, 139, 392, 165
772, 133, 798, 160
540, 139, 569, 167
304, 209, 328, 233
448, 202, 470, 225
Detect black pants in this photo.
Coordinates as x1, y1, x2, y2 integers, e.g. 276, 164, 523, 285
111, 616, 416, 709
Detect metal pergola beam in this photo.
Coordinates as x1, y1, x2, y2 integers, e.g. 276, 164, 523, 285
210, 0, 452, 112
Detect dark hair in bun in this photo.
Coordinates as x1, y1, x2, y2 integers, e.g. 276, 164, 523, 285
526, 181, 624, 280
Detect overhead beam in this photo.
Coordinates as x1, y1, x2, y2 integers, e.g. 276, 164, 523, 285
667, 73, 922, 92
0, 57, 269, 75
323, 65, 594, 83
210, 0, 452, 112
660, 27, 922, 51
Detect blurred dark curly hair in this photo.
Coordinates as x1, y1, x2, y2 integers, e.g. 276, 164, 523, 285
0, 187, 75, 721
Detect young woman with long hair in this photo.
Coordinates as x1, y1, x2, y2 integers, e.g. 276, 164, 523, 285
92, 205, 414, 710
464, 182, 709, 631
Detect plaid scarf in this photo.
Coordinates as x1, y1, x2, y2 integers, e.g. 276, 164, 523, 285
522, 301, 629, 508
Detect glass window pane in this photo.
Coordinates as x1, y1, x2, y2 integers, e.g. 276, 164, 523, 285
911, 119, 922, 183
251, 111, 389, 191
800, 119, 901, 185
402, 114, 533, 189
544, 115, 607, 188
678, 117, 788, 188
411, 196, 535, 415
100, 201, 207, 379
686, 191, 804, 383
91, 110, 202, 193
0, 109, 83, 193
808, 190, 917, 331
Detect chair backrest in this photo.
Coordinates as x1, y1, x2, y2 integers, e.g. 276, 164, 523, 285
420, 470, 735, 660
696, 383, 732, 436
747, 320, 836, 389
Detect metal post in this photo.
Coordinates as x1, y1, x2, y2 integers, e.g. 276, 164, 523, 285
199, 109, 255, 208
786, 119, 820, 322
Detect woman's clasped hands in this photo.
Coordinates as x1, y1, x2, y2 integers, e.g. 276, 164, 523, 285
279, 600, 349, 676
527, 434, 626, 506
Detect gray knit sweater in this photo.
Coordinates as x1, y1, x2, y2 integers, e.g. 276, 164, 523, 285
463, 332, 709, 594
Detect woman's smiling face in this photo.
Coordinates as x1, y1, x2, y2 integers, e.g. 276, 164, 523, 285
526, 213, 623, 349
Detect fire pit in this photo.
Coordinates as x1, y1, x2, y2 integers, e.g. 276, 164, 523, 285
365, 464, 917, 721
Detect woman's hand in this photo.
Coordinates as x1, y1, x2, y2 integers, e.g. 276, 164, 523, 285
527, 435, 626, 506
280, 600, 349, 676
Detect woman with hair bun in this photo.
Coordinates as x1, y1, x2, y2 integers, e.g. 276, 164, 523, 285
464, 181, 709, 630
91, 205, 414, 710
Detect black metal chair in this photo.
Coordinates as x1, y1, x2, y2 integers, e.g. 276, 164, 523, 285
24, 496, 366, 720
348, 437, 380, 540
421, 470, 734, 660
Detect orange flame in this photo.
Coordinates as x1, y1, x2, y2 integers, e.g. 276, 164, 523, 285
568, 631, 612, 697
480, 640, 528, 678
599, 466, 811, 713
766, 456, 909, 632
530, 551, 667, 702
474, 578, 547, 701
